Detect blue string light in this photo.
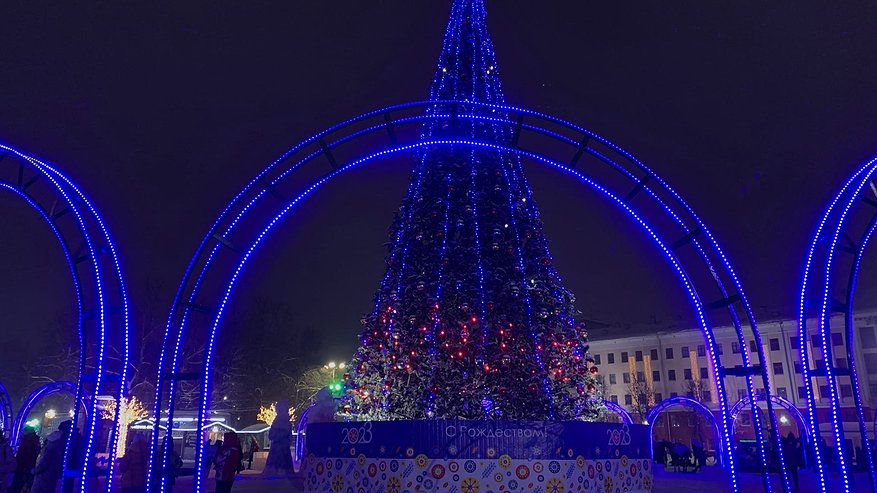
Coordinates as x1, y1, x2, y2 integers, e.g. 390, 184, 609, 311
0, 144, 131, 493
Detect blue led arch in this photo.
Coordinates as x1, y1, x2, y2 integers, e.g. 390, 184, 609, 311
0, 381, 12, 435
10, 381, 80, 450
646, 396, 722, 467
0, 144, 131, 493
150, 101, 787, 493
798, 155, 877, 493
602, 400, 635, 425
729, 393, 809, 467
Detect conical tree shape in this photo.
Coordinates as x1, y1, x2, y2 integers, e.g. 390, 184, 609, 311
346, 0, 603, 421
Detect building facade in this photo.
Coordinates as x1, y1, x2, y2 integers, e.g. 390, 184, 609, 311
587, 310, 877, 460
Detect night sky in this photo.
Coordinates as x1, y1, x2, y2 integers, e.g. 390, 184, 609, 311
2, 2, 877, 399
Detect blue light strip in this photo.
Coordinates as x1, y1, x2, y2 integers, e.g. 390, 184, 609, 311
0, 381, 11, 435
817, 158, 877, 493
24, 156, 133, 493
1, 144, 131, 493
845, 215, 877, 492
798, 158, 876, 493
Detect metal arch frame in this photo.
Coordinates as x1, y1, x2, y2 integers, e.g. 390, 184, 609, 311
729, 394, 808, 440
149, 100, 787, 493
10, 381, 83, 449
729, 394, 810, 467
602, 399, 635, 425
0, 381, 12, 435
646, 395, 722, 467
0, 144, 131, 493
798, 155, 877, 493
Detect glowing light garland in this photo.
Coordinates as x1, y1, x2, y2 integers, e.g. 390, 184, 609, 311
797, 156, 877, 493
0, 144, 130, 493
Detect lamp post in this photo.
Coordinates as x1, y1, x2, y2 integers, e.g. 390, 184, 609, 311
324, 361, 346, 381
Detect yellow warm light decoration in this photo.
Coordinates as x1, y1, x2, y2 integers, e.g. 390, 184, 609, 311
102, 396, 148, 458
257, 403, 296, 424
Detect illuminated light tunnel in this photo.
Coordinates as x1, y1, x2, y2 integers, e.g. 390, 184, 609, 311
10, 381, 84, 449
0, 144, 130, 493
797, 155, 877, 493
149, 101, 789, 493
646, 395, 722, 467
0, 381, 12, 434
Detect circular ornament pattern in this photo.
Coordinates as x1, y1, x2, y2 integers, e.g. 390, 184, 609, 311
499, 455, 513, 469
415, 454, 429, 469
546, 478, 564, 493
461, 477, 480, 493
515, 464, 530, 480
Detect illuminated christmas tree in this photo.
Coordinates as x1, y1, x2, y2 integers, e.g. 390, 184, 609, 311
346, 0, 603, 421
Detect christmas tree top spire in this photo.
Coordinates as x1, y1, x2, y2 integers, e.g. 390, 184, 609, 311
345, 0, 604, 421
428, 0, 506, 104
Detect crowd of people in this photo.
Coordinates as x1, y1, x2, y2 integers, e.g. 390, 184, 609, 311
1, 420, 81, 493
0, 425, 257, 493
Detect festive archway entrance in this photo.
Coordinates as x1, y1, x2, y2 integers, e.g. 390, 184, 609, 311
603, 400, 635, 425
798, 156, 877, 493
10, 381, 81, 449
0, 381, 12, 435
0, 144, 130, 493
150, 101, 789, 493
647, 396, 722, 467
729, 394, 809, 467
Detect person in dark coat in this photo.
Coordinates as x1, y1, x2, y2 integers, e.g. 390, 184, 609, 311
782, 432, 802, 492
246, 438, 259, 470
0, 432, 16, 493
30, 431, 64, 493
213, 433, 242, 493
9, 427, 40, 493
118, 433, 148, 493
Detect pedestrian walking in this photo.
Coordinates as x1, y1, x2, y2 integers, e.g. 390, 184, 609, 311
30, 431, 64, 493
118, 433, 148, 493
782, 432, 802, 492
9, 427, 40, 493
213, 432, 242, 493
0, 432, 16, 493
246, 438, 259, 470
